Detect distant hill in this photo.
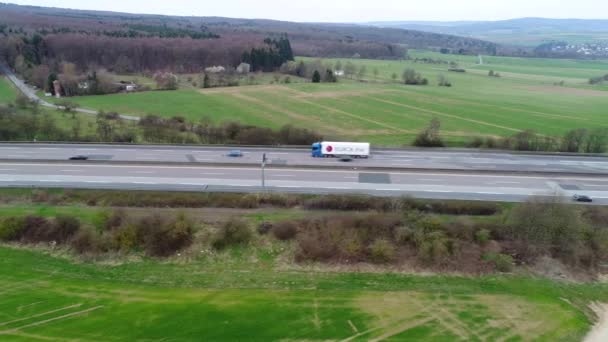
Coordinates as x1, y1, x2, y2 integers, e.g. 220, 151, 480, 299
0, 2, 498, 58
369, 18, 608, 48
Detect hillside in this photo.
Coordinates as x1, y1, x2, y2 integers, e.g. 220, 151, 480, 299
371, 18, 608, 55
0, 2, 498, 59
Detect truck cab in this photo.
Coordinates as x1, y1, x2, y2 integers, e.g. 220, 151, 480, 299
311, 142, 323, 157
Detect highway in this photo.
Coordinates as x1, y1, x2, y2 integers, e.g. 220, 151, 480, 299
0, 143, 607, 174
0, 161, 607, 204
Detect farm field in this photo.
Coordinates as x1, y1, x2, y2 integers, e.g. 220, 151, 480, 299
47, 51, 608, 146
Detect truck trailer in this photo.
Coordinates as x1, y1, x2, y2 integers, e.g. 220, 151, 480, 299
311, 141, 370, 158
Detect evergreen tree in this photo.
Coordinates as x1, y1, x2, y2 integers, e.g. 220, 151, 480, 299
312, 70, 321, 83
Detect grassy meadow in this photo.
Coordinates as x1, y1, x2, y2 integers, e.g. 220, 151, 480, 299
0, 244, 604, 341
0, 76, 17, 103
44, 51, 608, 146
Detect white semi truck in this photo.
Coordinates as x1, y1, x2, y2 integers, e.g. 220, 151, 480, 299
311, 141, 370, 158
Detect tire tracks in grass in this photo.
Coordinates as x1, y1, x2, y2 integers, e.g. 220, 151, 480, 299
289, 96, 406, 133
0, 306, 103, 335
370, 97, 522, 134
230, 92, 345, 135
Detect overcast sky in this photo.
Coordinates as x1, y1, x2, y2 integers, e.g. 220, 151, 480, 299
9, 0, 608, 22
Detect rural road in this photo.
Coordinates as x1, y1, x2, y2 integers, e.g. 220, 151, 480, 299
0, 143, 607, 174
0, 62, 139, 121
0, 161, 607, 204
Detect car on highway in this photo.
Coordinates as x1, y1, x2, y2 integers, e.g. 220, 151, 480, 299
572, 194, 593, 203
338, 155, 353, 162
226, 150, 243, 157
69, 155, 89, 160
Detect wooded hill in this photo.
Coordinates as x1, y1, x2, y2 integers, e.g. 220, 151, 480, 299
0, 2, 499, 74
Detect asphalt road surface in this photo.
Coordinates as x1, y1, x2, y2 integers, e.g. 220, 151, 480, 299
0, 143, 607, 174
0, 161, 606, 204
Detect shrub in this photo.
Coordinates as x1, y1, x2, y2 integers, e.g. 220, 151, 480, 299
52, 215, 81, 243
414, 229, 451, 264
257, 222, 273, 235
144, 213, 194, 257
271, 221, 298, 241
394, 226, 414, 245
213, 218, 252, 249
369, 239, 396, 263
466, 137, 484, 148
475, 229, 491, 245
413, 118, 444, 147
0, 216, 25, 241
70, 228, 107, 255
111, 224, 140, 251
507, 198, 587, 264
18, 215, 54, 243
483, 253, 513, 272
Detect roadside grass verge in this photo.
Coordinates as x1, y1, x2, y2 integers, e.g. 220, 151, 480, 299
0, 245, 605, 341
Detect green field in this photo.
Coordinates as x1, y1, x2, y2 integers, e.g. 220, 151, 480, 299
0, 76, 17, 103
0, 245, 604, 341
49, 51, 608, 146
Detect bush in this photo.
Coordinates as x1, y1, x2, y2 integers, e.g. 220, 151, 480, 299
52, 215, 81, 243
144, 213, 194, 257
413, 118, 444, 147
0, 216, 25, 241
70, 228, 107, 255
369, 239, 396, 263
271, 221, 298, 241
213, 218, 252, 249
475, 229, 491, 245
111, 224, 141, 251
483, 253, 513, 272
257, 222, 273, 235
507, 198, 587, 264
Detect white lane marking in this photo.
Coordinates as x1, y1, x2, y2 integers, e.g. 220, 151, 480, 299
200, 173, 224, 176
0, 169, 17, 171
39, 180, 61, 182
131, 171, 155, 174
133, 182, 155, 184
0, 179, 16, 182
61, 170, 83, 172
344, 176, 358, 179
488, 181, 521, 185
178, 183, 205, 186
5, 155, 23, 158
39, 148, 59, 150
418, 179, 441, 182
84, 181, 110, 183
271, 175, 296, 177
76, 149, 98, 151
194, 159, 214, 161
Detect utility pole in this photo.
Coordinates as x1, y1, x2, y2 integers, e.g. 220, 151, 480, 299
261, 153, 267, 189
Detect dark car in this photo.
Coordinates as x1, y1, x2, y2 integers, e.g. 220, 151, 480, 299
338, 155, 353, 162
226, 150, 243, 157
572, 194, 593, 203
69, 155, 89, 160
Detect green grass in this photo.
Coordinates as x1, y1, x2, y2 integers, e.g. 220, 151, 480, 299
44, 51, 608, 146
0, 198, 605, 340
0, 76, 18, 103
0, 246, 605, 341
